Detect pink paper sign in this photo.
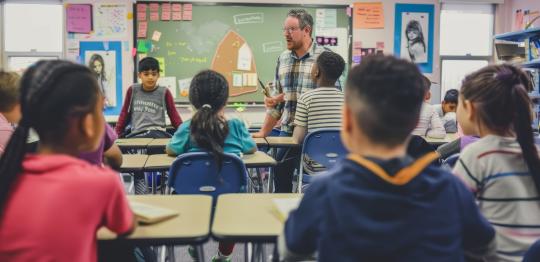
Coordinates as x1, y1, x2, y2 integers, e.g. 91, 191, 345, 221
66, 4, 92, 33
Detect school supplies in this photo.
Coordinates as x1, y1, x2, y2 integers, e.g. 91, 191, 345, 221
130, 201, 179, 224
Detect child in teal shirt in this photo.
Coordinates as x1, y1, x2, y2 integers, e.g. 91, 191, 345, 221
166, 70, 256, 262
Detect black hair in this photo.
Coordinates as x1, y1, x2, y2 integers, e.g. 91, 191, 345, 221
0, 60, 99, 216
287, 9, 313, 35
316, 51, 345, 83
421, 75, 431, 94
0, 71, 21, 112
461, 64, 540, 193
443, 89, 459, 104
345, 55, 425, 146
138, 57, 160, 73
405, 20, 426, 61
189, 70, 229, 169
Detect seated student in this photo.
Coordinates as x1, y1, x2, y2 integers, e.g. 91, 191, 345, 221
0, 71, 21, 156
166, 70, 256, 262
115, 57, 182, 138
279, 55, 495, 261
453, 64, 540, 262
293, 51, 345, 175
293, 51, 345, 143
0, 60, 134, 261
412, 76, 446, 139
79, 122, 122, 171
434, 89, 458, 133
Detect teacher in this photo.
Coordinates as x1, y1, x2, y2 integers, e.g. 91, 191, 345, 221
253, 9, 339, 193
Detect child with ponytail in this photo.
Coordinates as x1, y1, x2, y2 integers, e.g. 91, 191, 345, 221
0, 60, 134, 261
166, 69, 256, 262
453, 64, 540, 262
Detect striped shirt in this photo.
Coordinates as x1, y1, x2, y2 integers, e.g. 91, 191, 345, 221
294, 87, 343, 132
453, 135, 540, 262
268, 42, 340, 134
412, 102, 446, 138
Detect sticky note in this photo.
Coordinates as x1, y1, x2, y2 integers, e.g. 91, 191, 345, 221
152, 31, 162, 42
137, 40, 148, 53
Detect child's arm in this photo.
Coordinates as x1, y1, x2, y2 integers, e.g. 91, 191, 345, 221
115, 87, 133, 136
293, 95, 308, 144
166, 122, 190, 156
234, 119, 257, 154
278, 180, 326, 260
426, 106, 446, 139
442, 112, 458, 133
164, 89, 182, 129
103, 172, 136, 236
103, 144, 122, 171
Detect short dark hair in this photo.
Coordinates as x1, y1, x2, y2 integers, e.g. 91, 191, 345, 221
287, 9, 313, 35
0, 71, 20, 112
443, 89, 459, 104
421, 75, 431, 94
316, 51, 345, 83
345, 55, 425, 147
138, 57, 160, 73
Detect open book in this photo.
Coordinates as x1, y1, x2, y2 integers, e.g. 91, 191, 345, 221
130, 201, 179, 224
272, 197, 302, 222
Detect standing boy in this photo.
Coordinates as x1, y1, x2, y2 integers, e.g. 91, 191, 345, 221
115, 57, 182, 138
279, 55, 495, 261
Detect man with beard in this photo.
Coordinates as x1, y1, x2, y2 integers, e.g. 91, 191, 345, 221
253, 9, 340, 193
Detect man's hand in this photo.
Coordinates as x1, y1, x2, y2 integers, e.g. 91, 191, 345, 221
264, 93, 285, 109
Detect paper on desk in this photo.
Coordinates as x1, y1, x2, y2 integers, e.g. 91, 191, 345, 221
272, 197, 302, 222
130, 201, 179, 224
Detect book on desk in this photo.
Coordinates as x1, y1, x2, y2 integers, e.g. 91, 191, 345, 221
130, 201, 179, 224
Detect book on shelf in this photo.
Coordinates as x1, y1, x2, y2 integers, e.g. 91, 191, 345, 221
130, 201, 179, 224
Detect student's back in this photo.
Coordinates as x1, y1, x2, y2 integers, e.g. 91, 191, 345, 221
0, 60, 133, 262
285, 155, 489, 261
280, 55, 494, 262
0, 155, 131, 262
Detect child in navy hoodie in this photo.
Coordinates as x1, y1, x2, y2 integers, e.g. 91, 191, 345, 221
279, 55, 496, 262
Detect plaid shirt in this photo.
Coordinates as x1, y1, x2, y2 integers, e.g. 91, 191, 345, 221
269, 42, 340, 134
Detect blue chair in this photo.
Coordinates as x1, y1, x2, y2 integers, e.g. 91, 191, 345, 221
442, 153, 460, 170
523, 239, 540, 262
297, 129, 348, 192
167, 152, 249, 204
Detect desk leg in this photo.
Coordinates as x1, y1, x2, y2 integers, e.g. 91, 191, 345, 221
268, 148, 277, 193
196, 244, 205, 262
272, 243, 279, 262
152, 172, 157, 194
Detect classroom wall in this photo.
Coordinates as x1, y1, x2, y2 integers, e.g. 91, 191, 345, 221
63, 0, 134, 122
496, 0, 540, 34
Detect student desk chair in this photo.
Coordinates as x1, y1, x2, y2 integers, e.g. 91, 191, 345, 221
212, 193, 301, 262
98, 195, 212, 261
144, 152, 277, 193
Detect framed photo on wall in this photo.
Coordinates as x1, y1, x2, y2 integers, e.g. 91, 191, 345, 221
79, 41, 123, 115
394, 4, 434, 73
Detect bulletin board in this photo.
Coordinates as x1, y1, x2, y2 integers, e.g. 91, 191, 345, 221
134, 2, 351, 103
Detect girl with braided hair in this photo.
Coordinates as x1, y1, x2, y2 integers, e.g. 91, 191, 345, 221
453, 64, 540, 261
0, 60, 134, 261
166, 70, 256, 262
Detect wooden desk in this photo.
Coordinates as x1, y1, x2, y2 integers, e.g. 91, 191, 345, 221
146, 138, 170, 154
264, 136, 300, 148
98, 195, 212, 246
120, 154, 149, 172
253, 137, 268, 147
424, 133, 459, 146
242, 151, 277, 167
144, 152, 277, 171
212, 193, 300, 242
116, 138, 154, 150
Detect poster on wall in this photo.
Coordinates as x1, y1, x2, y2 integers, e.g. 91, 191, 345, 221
80, 41, 123, 116
394, 4, 434, 73
94, 4, 128, 38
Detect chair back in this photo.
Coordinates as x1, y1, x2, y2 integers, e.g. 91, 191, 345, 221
524, 239, 540, 262
302, 129, 348, 171
167, 152, 248, 205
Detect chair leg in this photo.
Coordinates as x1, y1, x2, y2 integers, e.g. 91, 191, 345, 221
196, 244, 205, 262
